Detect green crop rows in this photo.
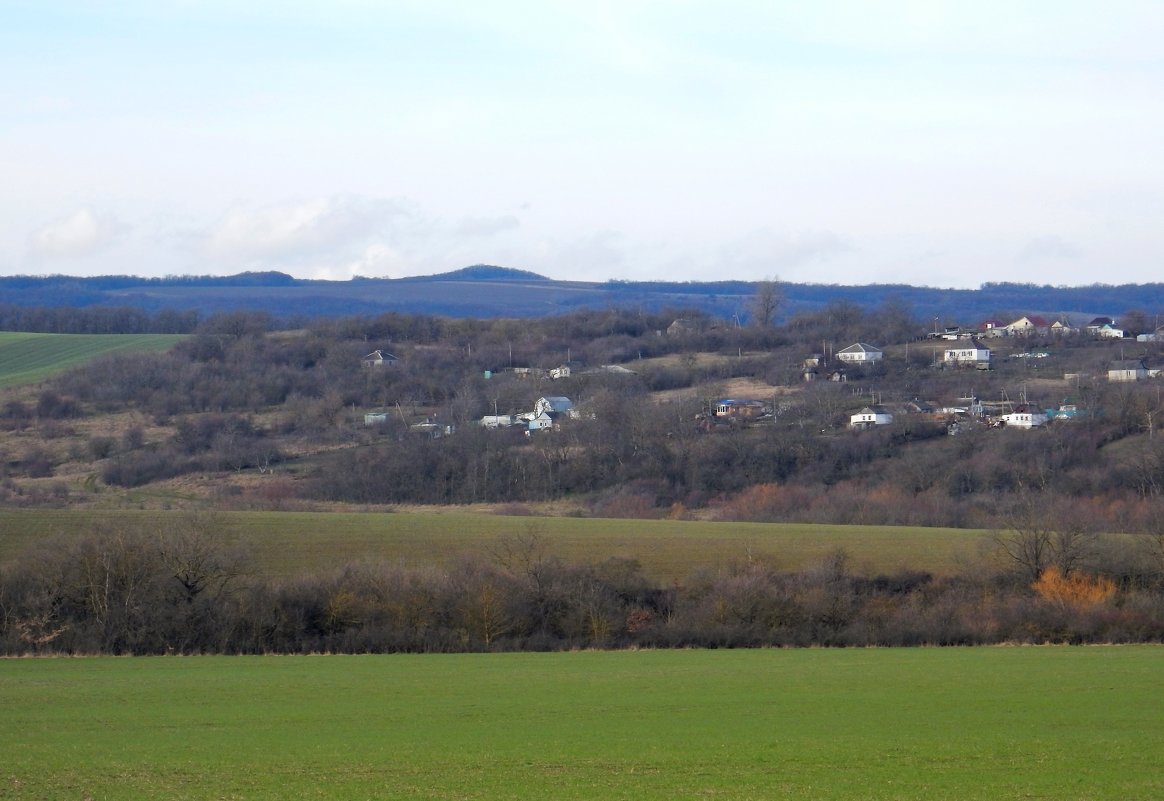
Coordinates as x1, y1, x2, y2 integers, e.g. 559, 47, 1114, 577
3, 647, 1162, 800
0, 332, 186, 387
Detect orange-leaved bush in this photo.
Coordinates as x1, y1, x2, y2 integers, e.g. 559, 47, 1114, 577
1032, 566, 1116, 609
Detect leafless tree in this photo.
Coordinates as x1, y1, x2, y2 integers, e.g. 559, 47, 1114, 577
749, 278, 784, 328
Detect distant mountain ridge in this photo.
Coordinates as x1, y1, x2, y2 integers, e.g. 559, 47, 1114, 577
0, 269, 1160, 325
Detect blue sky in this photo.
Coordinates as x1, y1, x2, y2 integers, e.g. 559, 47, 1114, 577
3, 1, 1162, 287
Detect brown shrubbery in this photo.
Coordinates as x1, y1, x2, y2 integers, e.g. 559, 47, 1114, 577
4, 523, 1164, 656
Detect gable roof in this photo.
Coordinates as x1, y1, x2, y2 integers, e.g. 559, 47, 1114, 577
538, 396, 574, 412
362, 349, 399, 361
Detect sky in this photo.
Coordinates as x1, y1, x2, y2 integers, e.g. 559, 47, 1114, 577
2, 1, 1163, 288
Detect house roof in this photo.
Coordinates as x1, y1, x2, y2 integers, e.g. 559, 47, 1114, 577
715, 398, 765, 406
1009, 315, 1051, 328
856, 405, 892, 415
363, 350, 399, 361
1089, 317, 1116, 327
538, 396, 574, 412
1110, 360, 1147, 370
837, 342, 882, 354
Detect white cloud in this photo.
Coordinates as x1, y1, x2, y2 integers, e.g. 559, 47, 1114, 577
28, 208, 125, 260
205, 196, 410, 261
1017, 235, 1083, 262
454, 215, 520, 238
717, 229, 854, 279
531, 230, 626, 280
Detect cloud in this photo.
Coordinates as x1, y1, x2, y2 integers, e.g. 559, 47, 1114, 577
718, 229, 854, 278
534, 230, 626, 279
206, 196, 410, 261
29, 208, 126, 260
1017, 235, 1082, 262
454, 214, 520, 238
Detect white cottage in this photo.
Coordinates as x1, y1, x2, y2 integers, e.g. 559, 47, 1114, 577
943, 341, 991, 366
836, 343, 883, 363
1109, 360, 1148, 382
850, 405, 894, 429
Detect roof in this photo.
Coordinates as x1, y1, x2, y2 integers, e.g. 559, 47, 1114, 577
1110, 360, 1147, 370
1009, 315, 1051, 328
363, 350, 399, 361
837, 342, 882, 354
856, 405, 892, 415
538, 396, 574, 412
1089, 317, 1116, 326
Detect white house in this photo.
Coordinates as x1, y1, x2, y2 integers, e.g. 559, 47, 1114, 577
527, 412, 556, 432
1109, 360, 1148, 382
943, 341, 991, 366
1001, 410, 1047, 429
836, 343, 883, 363
480, 414, 515, 429
850, 405, 894, 429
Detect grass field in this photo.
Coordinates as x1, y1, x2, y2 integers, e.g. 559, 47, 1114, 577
2, 647, 1162, 800
0, 332, 186, 387
0, 508, 992, 580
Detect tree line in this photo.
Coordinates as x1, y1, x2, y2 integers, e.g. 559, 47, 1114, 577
3, 519, 1164, 656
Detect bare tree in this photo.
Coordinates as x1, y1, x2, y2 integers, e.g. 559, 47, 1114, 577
749, 278, 784, 328
993, 488, 1098, 582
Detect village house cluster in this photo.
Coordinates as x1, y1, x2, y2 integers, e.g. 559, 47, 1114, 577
358, 310, 1162, 441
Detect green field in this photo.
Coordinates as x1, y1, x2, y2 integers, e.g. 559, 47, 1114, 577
0, 509, 991, 580
2, 647, 1161, 800
0, 332, 186, 387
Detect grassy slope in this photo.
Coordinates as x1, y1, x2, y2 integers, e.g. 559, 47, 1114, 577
0, 332, 186, 387
0, 508, 991, 581
2, 647, 1161, 800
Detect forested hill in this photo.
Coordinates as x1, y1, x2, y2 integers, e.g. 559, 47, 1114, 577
1, 268, 1161, 324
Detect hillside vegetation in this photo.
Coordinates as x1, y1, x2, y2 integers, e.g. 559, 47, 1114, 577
3, 301, 1164, 653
